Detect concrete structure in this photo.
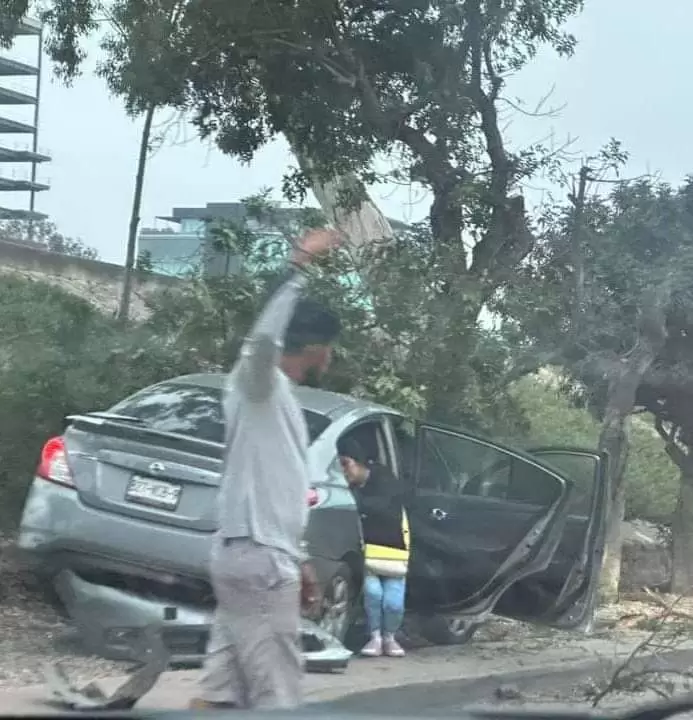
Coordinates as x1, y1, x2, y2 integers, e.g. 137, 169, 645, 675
0, 18, 51, 222
0, 237, 179, 318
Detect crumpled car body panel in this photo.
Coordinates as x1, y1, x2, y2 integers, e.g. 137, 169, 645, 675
54, 569, 352, 673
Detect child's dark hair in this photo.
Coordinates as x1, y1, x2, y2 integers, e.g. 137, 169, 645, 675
284, 298, 341, 353
336, 437, 369, 466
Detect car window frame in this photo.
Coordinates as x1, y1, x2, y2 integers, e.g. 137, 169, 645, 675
414, 423, 574, 507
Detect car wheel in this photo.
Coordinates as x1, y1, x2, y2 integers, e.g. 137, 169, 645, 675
418, 614, 478, 646
318, 563, 354, 643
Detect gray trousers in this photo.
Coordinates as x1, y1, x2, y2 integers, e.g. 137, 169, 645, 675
198, 538, 303, 709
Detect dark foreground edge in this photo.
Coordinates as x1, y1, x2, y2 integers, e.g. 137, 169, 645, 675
16, 697, 693, 720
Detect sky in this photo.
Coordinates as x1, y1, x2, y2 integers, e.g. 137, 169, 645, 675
0, 0, 690, 265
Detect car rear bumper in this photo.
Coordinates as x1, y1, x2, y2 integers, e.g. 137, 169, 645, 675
54, 569, 351, 672
18, 477, 216, 579
19, 478, 352, 671
18, 477, 341, 591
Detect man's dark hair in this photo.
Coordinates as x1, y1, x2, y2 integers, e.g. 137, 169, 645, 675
284, 298, 341, 353
336, 436, 369, 466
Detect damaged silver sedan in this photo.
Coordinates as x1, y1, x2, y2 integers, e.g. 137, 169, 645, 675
18, 372, 611, 667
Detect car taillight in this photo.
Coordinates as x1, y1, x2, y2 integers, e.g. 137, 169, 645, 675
37, 436, 75, 488
307, 488, 319, 507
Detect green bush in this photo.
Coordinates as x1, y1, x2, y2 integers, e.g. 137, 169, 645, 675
511, 376, 678, 523
0, 277, 201, 525
1, 274, 679, 531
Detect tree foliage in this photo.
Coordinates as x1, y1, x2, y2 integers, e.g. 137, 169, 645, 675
512, 375, 678, 523
501, 176, 693, 430
501, 175, 693, 594
506, 177, 689, 372
144, 194, 526, 429
16, 0, 581, 262
4, 0, 589, 421
0, 276, 200, 523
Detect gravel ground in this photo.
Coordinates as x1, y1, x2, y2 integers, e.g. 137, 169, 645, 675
0, 533, 129, 689
1, 529, 686, 696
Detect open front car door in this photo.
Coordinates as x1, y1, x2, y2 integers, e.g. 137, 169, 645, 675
400, 420, 609, 633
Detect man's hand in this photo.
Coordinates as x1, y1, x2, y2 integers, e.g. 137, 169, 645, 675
300, 561, 322, 618
290, 228, 342, 267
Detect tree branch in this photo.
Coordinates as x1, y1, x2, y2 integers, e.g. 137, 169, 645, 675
465, 0, 533, 282
591, 594, 686, 707
654, 416, 688, 469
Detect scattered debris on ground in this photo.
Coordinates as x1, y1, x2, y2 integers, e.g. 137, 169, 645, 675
2, 529, 691, 695
487, 592, 693, 711
44, 624, 169, 711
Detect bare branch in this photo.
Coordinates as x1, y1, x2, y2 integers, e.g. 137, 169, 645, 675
591, 594, 687, 706
273, 39, 356, 86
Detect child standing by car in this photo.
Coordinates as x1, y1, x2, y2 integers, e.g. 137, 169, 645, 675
337, 437, 410, 658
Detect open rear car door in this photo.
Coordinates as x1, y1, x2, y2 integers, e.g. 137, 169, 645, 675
495, 447, 610, 630
396, 419, 609, 632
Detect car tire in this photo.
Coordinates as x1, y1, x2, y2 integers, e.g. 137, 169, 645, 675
318, 562, 355, 643
418, 614, 478, 646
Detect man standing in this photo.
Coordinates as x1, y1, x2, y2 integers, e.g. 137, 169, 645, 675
191, 228, 342, 711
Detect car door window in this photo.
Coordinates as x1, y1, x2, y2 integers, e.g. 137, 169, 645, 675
419, 428, 560, 507
392, 419, 418, 492
529, 450, 595, 516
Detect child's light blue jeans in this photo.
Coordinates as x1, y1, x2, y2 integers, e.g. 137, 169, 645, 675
363, 574, 406, 635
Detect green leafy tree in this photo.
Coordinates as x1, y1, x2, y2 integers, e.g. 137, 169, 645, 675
634, 258, 693, 592
143, 194, 526, 431
5, 0, 587, 424
0, 276, 202, 524
512, 375, 678, 524
501, 174, 693, 598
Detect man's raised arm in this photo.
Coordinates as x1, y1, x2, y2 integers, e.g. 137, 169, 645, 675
236, 228, 340, 401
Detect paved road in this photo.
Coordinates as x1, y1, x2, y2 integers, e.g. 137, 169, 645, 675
0, 634, 662, 714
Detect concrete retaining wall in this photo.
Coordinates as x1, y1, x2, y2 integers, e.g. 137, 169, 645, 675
0, 239, 180, 318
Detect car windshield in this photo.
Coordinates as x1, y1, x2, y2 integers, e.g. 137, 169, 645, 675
108, 381, 331, 445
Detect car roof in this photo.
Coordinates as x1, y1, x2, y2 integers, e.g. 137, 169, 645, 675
167, 373, 398, 421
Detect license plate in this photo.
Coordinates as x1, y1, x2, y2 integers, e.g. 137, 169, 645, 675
125, 475, 181, 510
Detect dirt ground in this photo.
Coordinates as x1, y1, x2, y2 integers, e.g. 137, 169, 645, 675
4, 528, 693, 714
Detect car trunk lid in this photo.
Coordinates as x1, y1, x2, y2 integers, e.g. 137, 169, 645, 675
65, 415, 223, 532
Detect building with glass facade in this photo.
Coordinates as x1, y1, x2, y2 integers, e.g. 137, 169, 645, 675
139, 201, 410, 283
139, 202, 311, 278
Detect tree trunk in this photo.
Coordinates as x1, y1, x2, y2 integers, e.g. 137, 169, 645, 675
597, 398, 632, 604
287, 140, 394, 249
117, 104, 155, 323
598, 447, 628, 603
671, 470, 693, 594
596, 289, 669, 602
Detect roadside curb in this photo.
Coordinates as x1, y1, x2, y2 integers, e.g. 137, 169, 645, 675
309, 646, 693, 714
5, 638, 693, 714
